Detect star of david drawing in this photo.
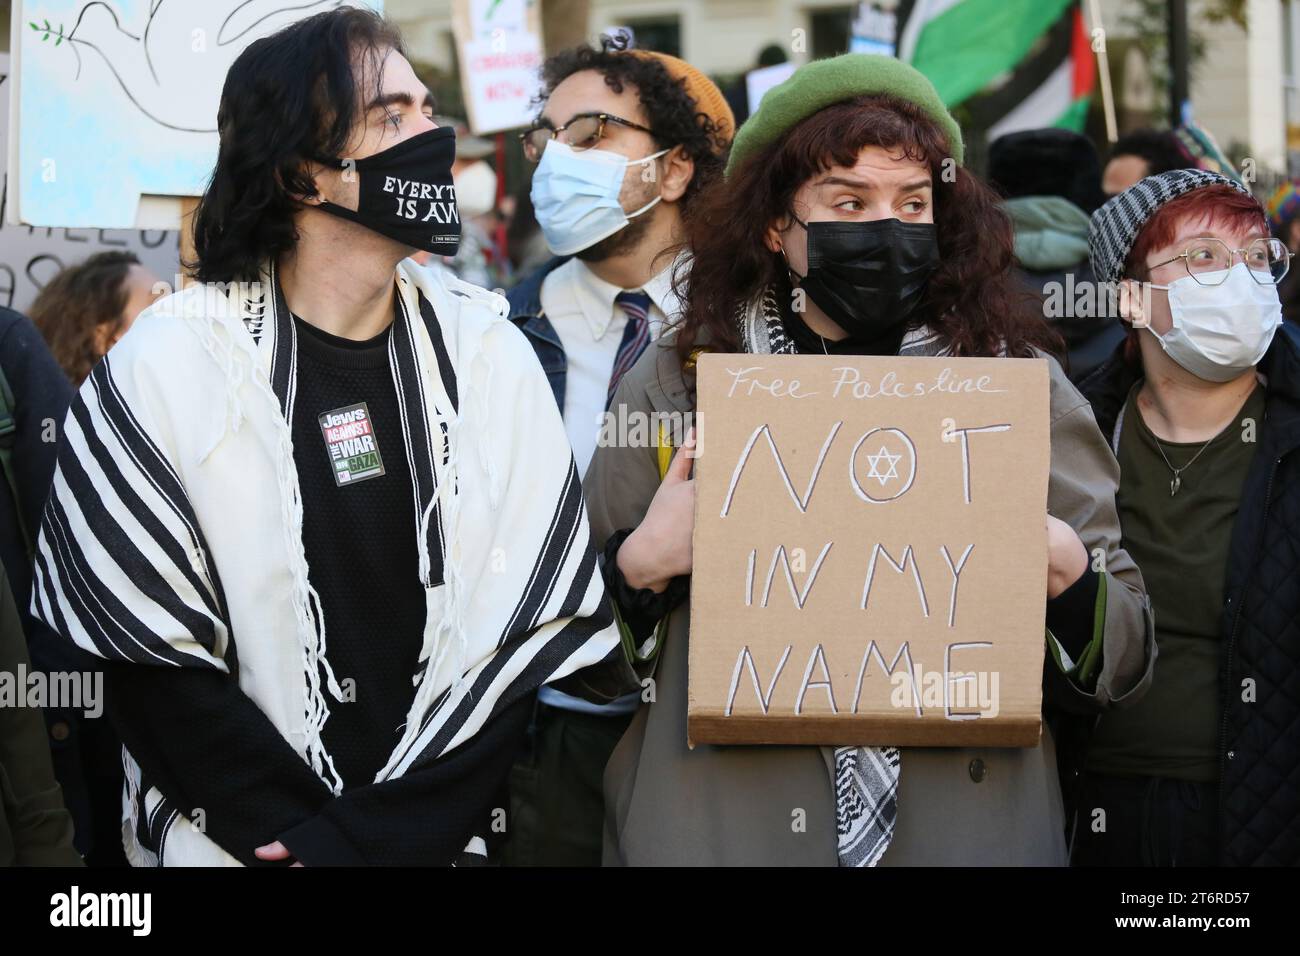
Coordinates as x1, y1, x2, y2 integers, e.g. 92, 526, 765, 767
863, 445, 902, 486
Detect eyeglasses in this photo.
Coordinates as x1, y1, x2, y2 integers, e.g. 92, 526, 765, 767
1149, 237, 1294, 286
520, 112, 658, 163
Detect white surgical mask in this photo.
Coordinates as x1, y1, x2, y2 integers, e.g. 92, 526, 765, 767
1147, 262, 1283, 382
530, 140, 667, 256
453, 160, 498, 219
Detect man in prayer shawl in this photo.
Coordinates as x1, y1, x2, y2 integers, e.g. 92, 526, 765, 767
29, 7, 622, 867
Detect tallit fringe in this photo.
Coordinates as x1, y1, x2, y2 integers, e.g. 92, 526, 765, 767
193, 292, 248, 464
121, 749, 158, 868
380, 319, 502, 778
474, 347, 501, 511
382, 413, 466, 777
188, 282, 346, 795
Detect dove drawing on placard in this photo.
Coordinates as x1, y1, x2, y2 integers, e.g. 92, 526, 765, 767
28, 0, 353, 133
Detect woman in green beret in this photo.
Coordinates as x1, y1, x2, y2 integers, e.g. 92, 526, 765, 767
584, 54, 1154, 866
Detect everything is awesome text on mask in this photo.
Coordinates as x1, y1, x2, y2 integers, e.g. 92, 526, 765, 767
384, 174, 460, 225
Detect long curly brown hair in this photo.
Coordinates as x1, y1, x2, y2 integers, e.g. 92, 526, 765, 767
30, 251, 139, 385
672, 94, 1060, 368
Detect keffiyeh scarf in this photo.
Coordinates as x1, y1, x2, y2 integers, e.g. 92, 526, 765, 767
737, 286, 948, 868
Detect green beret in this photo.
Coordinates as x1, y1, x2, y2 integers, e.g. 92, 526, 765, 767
726, 53, 964, 176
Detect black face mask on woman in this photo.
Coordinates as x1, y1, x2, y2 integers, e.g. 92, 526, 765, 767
315, 126, 462, 255
789, 216, 940, 339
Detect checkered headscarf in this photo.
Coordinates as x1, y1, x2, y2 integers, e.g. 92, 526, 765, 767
1088, 169, 1253, 284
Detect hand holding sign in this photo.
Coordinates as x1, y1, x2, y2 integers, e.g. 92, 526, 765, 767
1045, 514, 1088, 598
618, 428, 697, 593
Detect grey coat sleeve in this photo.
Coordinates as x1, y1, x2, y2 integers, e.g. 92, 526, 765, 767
572, 345, 685, 698
1043, 362, 1156, 714
582, 363, 667, 551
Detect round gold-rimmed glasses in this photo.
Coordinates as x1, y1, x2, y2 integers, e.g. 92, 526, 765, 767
519, 112, 658, 163
1149, 237, 1293, 286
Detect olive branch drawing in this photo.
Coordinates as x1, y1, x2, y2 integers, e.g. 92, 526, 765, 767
20, 1, 348, 134
29, 19, 68, 46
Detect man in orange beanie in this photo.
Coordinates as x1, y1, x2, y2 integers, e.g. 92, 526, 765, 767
503, 36, 732, 865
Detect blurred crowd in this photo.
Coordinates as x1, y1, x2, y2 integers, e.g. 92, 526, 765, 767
2, 6, 1298, 871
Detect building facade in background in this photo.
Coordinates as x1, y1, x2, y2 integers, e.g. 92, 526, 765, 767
388, 0, 1298, 179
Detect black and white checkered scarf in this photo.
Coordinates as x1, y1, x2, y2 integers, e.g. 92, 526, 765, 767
736, 286, 948, 867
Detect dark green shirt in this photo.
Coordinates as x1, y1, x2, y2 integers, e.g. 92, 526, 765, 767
1087, 381, 1264, 783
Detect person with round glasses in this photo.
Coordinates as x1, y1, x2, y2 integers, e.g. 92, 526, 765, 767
1075, 170, 1300, 866
502, 36, 734, 867
520, 112, 661, 163
1148, 235, 1291, 286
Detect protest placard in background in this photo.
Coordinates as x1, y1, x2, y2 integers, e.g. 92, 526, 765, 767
7, 1, 383, 229
0, 54, 177, 313
451, 0, 544, 135
745, 61, 796, 116
849, 1, 898, 56
688, 353, 1051, 748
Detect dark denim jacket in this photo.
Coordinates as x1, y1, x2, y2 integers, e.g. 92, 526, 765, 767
506, 256, 571, 410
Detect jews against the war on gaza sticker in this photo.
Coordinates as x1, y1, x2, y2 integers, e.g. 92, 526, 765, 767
319, 402, 385, 486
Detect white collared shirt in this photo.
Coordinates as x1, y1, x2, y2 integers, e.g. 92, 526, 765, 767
538, 254, 683, 715
539, 255, 682, 476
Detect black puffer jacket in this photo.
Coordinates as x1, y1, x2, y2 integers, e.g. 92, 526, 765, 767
1077, 326, 1300, 865
1014, 261, 1126, 382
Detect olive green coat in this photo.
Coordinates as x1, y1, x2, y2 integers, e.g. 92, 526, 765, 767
0, 560, 82, 866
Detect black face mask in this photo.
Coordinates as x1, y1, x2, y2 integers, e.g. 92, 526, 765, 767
315, 126, 461, 255
790, 217, 940, 339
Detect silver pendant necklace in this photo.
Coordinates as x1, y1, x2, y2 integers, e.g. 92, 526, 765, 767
1153, 433, 1217, 497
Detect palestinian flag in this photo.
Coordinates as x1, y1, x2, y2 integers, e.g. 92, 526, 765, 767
897, 0, 1096, 138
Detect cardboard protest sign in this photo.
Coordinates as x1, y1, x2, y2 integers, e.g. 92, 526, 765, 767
688, 353, 1051, 748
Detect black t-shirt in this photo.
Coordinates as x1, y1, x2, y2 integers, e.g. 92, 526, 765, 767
290, 313, 426, 789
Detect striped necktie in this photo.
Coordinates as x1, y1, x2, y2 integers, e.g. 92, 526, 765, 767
607, 290, 652, 405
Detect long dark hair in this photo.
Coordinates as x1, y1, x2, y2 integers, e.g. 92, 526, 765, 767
30, 251, 140, 385
673, 94, 1059, 367
190, 8, 403, 284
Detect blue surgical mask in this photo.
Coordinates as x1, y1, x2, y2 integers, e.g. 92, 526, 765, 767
530, 140, 668, 256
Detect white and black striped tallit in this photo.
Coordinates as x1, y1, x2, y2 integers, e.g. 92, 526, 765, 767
31, 260, 620, 865
737, 289, 947, 868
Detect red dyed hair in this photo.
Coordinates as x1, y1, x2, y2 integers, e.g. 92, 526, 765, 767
1121, 184, 1268, 363
1124, 184, 1268, 280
